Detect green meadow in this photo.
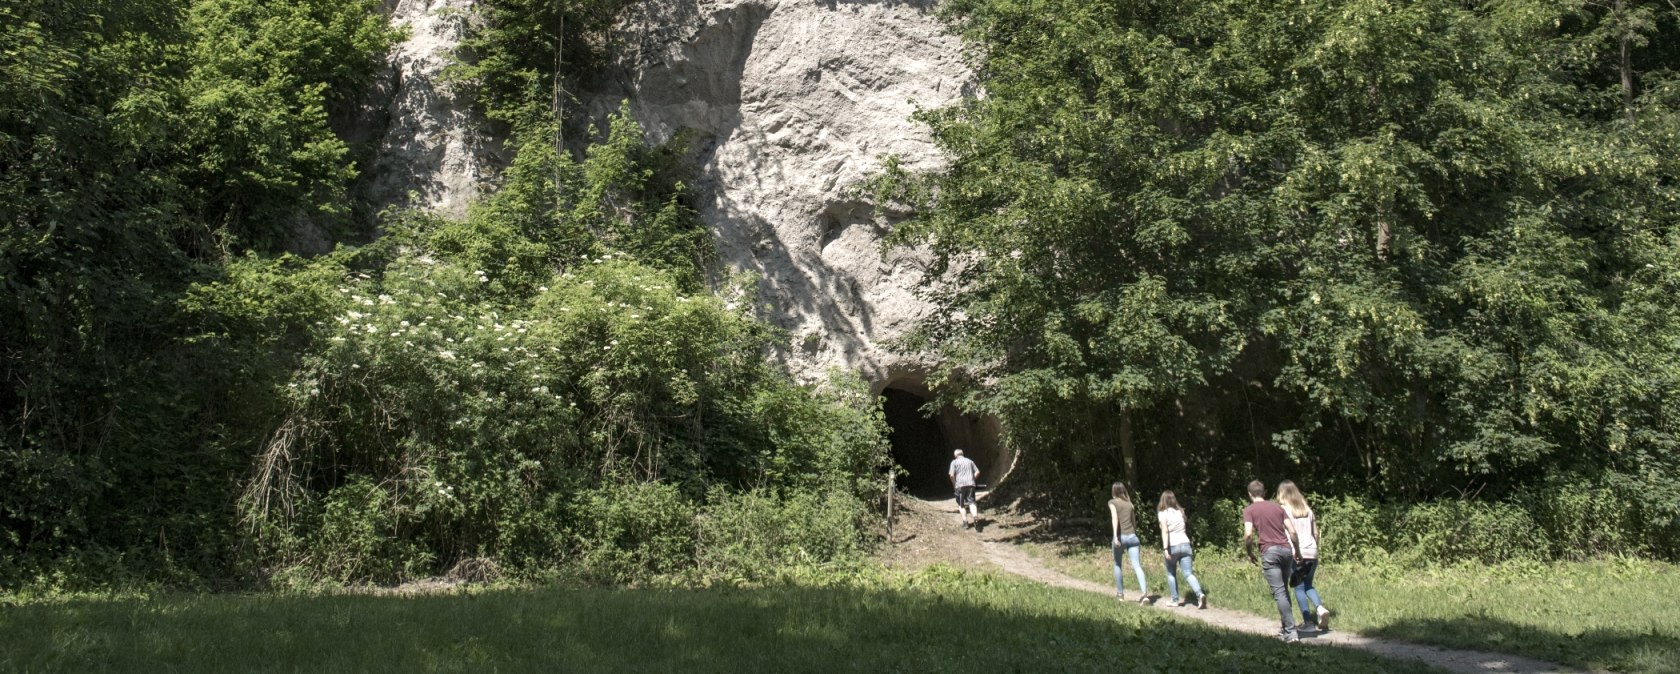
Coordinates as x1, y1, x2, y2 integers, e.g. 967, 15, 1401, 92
1031, 544, 1680, 674
0, 569, 1442, 674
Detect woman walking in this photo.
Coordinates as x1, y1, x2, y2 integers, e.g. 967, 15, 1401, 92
1277, 480, 1331, 630
1156, 490, 1207, 609
1108, 482, 1151, 603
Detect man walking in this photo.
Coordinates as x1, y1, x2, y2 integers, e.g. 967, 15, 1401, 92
1242, 480, 1302, 643
949, 449, 981, 530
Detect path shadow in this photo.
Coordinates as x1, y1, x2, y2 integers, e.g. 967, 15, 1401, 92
1366, 616, 1679, 674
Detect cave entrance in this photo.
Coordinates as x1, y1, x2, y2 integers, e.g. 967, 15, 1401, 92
883, 388, 955, 498
878, 375, 1012, 501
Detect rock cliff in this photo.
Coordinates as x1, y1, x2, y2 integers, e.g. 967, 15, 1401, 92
365, 0, 502, 221
370, 0, 1012, 482
373, 0, 970, 387
613, 0, 973, 389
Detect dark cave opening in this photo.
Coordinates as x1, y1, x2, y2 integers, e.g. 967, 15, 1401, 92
882, 387, 961, 499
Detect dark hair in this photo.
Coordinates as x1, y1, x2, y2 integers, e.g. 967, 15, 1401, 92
1111, 482, 1130, 501
1157, 490, 1180, 512
1246, 480, 1266, 499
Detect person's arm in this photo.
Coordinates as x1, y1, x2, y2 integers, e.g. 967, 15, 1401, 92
1159, 515, 1171, 561
1242, 519, 1257, 565
1284, 515, 1301, 561
1314, 517, 1322, 555
1109, 502, 1120, 546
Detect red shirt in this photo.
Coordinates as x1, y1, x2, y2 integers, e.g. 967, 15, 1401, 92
1242, 500, 1292, 551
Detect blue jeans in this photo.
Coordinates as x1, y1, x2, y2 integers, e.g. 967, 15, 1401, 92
1260, 545, 1297, 634
1292, 558, 1323, 620
1163, 543, 1203, 602
1112, 534, 1147, 596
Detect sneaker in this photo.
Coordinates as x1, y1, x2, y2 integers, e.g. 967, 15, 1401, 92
1174, 598, 1187, 607
1317, 606, 1332, 632
1280, 630, 1300, 644
1197, 593, 1208, 610
1302, 613, 1314, 628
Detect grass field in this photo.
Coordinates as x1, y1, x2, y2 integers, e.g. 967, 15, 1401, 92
1027, 542, 1680, 674
0, 568, 1444, 673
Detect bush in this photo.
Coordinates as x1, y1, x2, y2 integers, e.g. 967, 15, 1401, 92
1519, 482, 1652, 560
302, 477, 435, 585
697, 488, 870, 584
202, 108, 891, 587
572, 482, 697, 584
1312, 496, 1392, 563
1393, 500, 1551, 565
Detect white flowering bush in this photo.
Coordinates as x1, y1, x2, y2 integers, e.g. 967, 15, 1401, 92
197, 108, 890, 585
228, 250, 888, 583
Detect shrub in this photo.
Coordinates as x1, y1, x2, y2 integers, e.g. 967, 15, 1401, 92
696, 488, 870, 584
572, 482, 697, 584
1394, 500, 1551, 565
303, 477, 435, 585
1312, 496, 1392, 563
1520, 483, 1639, 559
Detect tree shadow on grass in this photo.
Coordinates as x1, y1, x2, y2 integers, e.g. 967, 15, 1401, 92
0, 583, 1446, 673
1367, 616, 1680, 674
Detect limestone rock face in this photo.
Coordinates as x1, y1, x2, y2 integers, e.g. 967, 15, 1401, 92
368, 0, 1011, 482
364, 0, 502, 221
618, 0, 973, 387
368, 0, 973, 388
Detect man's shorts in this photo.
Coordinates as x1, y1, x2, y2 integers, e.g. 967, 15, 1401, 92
955, 485, 977, 508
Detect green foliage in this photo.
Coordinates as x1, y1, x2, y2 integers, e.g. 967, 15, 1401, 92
696, 488, 871, 584
1395, 500, 1550, 565
1, 0, 886, 591
300, 476, 436, 586
573, 482, 696, 584
451, 0, 633, 127
202, 106, 888, 586
0, 0, 395, 588
877, 0, 1680, 546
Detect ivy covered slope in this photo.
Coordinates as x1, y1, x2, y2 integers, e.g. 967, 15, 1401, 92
875, 0, 1680, 551
1, 0, 890, 590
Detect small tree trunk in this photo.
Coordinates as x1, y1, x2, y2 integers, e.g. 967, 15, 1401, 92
1375, 210, 1391, 263
1619, 0, 1636, 122
1119, 407, 1138, 488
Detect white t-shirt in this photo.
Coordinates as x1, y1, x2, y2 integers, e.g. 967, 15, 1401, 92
1157, 507, 1190, 547
1291, 509, 1318, 559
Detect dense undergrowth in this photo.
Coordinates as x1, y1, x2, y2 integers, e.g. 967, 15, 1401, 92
875, 0, 1680, 557
7, 0, 1680, 596
1, 0, 889, 591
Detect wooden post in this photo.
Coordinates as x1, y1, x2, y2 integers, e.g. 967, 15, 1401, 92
886, 472, 896, 543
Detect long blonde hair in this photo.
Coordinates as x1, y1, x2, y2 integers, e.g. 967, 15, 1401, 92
1275, 480, 1311, 518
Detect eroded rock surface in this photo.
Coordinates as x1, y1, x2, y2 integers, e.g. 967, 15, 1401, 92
618, 0, 973, 385
364, 0, 502, 220
365, 0, 974, 386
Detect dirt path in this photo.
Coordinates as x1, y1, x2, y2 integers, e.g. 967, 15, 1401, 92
881, 494, 1586, 674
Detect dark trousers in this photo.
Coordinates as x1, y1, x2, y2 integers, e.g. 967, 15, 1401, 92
1260, 546, 1297, 633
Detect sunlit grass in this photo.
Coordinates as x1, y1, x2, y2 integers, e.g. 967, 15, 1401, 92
1027, 542, 1680, 674
0, 569, 1443, 673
